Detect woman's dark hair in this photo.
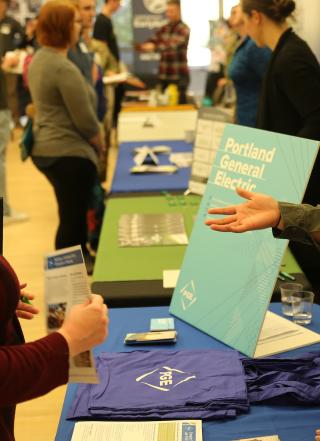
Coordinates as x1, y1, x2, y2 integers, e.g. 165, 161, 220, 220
242, 0, 296, 23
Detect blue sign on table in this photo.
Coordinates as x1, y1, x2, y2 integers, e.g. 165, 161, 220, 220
170, 124, 319, 357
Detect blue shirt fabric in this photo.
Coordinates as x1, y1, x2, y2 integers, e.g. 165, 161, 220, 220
68, 350, 249, 420
243, 351, 320, 405
228, 37, 271, 128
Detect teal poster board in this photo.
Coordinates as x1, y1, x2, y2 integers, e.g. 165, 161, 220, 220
169, 124, 319, 357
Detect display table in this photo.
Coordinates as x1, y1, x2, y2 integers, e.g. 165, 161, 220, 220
92, 194, 201, 306
110, 139, 193, 195
92, 193, 308, 307
55, 303, 320, 441
118, 110, 197, 142
122, 104, 196, 112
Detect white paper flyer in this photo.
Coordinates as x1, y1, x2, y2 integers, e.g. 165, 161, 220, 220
71, 420, 202, 441
44, 245, 99, 384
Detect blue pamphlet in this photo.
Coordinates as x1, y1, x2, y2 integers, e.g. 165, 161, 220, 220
170, 124, 320, 357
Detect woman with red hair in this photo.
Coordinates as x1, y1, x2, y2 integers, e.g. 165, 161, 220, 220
28, 1, 105, 273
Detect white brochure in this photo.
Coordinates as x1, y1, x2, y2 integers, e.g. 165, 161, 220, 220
71, 420, 202, 441
44, 245, 98, 384
233, 436, 280, 441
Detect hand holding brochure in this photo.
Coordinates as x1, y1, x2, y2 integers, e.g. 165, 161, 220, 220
44, 245, 98, 383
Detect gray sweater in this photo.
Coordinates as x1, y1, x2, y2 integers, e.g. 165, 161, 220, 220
28, 47, 99, 166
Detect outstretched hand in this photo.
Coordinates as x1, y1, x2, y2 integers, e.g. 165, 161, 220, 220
205, 188, 281, 233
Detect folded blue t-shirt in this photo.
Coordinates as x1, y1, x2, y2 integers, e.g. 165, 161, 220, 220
243, 351, 320, 404
68, 349, 249, 420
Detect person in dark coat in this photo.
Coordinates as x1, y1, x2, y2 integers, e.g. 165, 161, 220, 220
241, 0, 320, 283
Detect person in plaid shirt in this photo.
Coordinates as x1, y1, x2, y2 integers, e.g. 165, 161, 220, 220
138, 0, 190, 104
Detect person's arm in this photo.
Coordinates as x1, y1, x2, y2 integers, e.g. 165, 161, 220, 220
0, 332, 69, 407
277, 47, 320, 139
205, 188, 320, 244
57, 62, 100, 143
273, 202, 320, 247
0, 295, 108, 407
151, 24, 190, 52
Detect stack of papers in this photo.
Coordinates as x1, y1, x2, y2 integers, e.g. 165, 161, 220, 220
130, 165, 177, 174
233, 437, 279, 441
68, 350, 249, 421
118, 213, 189, 247
103, 72, 130, 84
71, 420, 202, 441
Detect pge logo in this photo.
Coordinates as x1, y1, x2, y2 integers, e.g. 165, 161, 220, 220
136, 366, 196, 392
143, 0, 167, 14
180, 280, 197, 310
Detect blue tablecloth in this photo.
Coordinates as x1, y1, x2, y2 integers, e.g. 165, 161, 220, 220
110, 140, 193, 195
55, 304, 320, 441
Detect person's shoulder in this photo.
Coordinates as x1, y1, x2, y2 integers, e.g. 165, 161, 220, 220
278, 31, 317, 64
95, 13, 110, 26
179, 20, 190, 31
32, 49, 80, 74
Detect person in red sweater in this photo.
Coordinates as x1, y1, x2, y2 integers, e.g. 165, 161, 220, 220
0, 254, 109, 441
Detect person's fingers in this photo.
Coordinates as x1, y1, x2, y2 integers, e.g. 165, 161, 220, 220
236, 187, 254, 201
20, 283, 27, 289
90, 294, 104, 305
209, 224, 236, 232
209, 221, 248, 233
207, 206, 236, 215
227, 223, 250, 233
17, 301, 39, 315
16, 310, 35, 320
20, 292, 35, 300
206, 215, 238, 226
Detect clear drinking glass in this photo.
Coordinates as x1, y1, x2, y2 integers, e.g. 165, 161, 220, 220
292, 291, 314, 325
280, 283, 303, 316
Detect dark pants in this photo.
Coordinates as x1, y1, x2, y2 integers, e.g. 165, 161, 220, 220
36, 157, 97, 254
4, 72, 19, 125
160, 76, 190, 105
204, 69, 224, 100
289, 149, 320, 285
113, 83, 125, 128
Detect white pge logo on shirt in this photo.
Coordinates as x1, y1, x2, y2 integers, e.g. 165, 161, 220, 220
180, 280, 197, 310
136, 366, 196, 392
143, 0, 167, 14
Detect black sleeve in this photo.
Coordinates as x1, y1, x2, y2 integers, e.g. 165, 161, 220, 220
277, 45, 320, 140
93, 15, 112, 44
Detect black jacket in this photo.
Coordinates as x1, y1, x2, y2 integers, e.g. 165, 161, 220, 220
257, 28, 320, 141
